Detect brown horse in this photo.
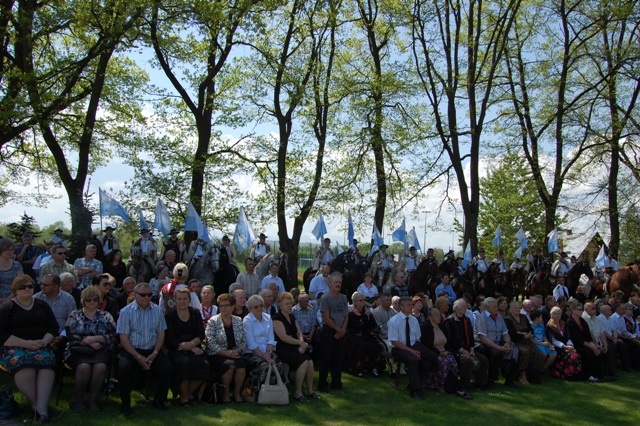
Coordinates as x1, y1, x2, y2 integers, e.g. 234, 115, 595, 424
529, 261, 552, 300
506, 268, 527, 300
608, 266, 639, 301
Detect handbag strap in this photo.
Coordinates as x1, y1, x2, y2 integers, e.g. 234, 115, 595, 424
269, 364, 284, 386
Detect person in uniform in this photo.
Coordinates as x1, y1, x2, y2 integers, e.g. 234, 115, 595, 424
404, 246, 419, 274
314, 238, 334, 270
251, 233, 271, 261
97, 226, 120, 258
371, 244, 393, 288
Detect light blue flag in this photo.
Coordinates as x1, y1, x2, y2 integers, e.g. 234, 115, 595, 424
233, 207, 256, 251
138, 207, 148, 231
392, 219, 407, 251
154, 198, 172, 239
370, 222, 385, 256
462, 241, 472, 269
515, 246, 523, 260
335, 243, 343, 255
515, 227, 528, 249
184, 202, 200, 232
98, 188, 130, 223
198, 221, 211, 243
547, 228, 559, 253
595, 245, 609, 268
347, 212, 355, 249
492, 225, 501, 246
312, 212, 328, 241
408, 226, 421, 252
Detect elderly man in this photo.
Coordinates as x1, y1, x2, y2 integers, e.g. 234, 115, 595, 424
236, 258, 260, 296
318, 272, 349, 393
372, 293, 397, 362
598, 304, 631, 372
292, 294, 318, 351
117, 276, 137, 310
389, 270, 409, 298
309, 264, 331, 301
117, 283, 174, 416
582, 302, 614, 376
156, 250, 177, 279
388, 296, 437, 400
59, 271, 81, 308
73, 244, 103, 290
476, 297, 518, 388
260, 288, 277, 316
520, 299, 534, 322
251, 233, 271, 261
260, 263, 285, 294
39, 245, 77, 283
33, 274, 76, 338
444, 299, 489, 394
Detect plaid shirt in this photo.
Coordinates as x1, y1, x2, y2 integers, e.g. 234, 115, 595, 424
292, 304, 317, 334
73, 257, 103, 289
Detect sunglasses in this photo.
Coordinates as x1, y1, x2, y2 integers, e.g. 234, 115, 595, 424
56, 252, 66, 255
85, 297, 100, 303
136, 292, 153, 298
100, 282, 113, 287
18, 284, 35, 290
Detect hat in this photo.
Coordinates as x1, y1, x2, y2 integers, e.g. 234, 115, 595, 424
140, 228, 149, 234
456, 256, 464, 261
169, 229, 178, 235
380, 244, 389, 249
445, 249, 454, 256
478, 248, 485, 252
559, 252, 568, 257
324, 237, 331, 242
409, 246, 416, 251
54, 228, 63, 234
259, 233, 267, 239
103, 226, 115, 232
353, 239, 359, 244
222, 235, 230, 241
45, 240, 55, 246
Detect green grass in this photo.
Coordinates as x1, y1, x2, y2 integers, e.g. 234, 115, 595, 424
3, 369, 639, 425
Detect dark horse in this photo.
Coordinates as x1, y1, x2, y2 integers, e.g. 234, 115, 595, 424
476, 263, 500, 298
331, 251, 368, 301
452, 265, 477, 301
565, 260, 594, 297
408, 260, 442, 298
214, 246, 239, 296
529, 260, 553, 300
506, 268, 527, 300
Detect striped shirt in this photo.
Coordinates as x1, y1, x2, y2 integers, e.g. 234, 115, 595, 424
39, 262, 78, 283
73, 257, 103, 289
116, 301, 166, 350
236, 271, 261, 296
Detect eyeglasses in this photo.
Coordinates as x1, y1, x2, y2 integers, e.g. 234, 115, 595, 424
218, 304, 231, 308
18, 284, 34, 290
251, 304, 265, 309
100, 282, 113, 287
84, 297, 100, 303
135, 292, 153, 297
56, 252, 66, 255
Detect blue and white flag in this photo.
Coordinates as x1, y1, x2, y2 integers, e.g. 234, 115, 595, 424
515, 246, 523, 260
370, 222, 385, 256
98, 188, 130, 223
547, 228, 559, 253
139, 207, 149, 231
462, 240, 472, 269
154, 198, 172, 239
184, 202, 200, 232
492, 225, 501, 247
312, 212, 328, 241
347, 212, 355, 250
198, 221, 211, 244
595, 245, 609, 269
233, 207, 256, 251
407, 226, 421, 252
515, 227, 528, 249
392, 219, 408, 251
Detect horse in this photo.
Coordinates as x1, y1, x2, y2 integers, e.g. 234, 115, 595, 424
408, 259, 442, 299
506, 268, 527, 300
214, 245, 240, 296
188, 244, 221, 293
331, 251, 368, 301
529, 260, 553, 300
452, 265, 477, 301
476, 263, 499, 298
608, 266, 639, 302
255, 252, 291, 291
127, 245, 154, 283
565, 260, 594, 297
439, 257, 458, 277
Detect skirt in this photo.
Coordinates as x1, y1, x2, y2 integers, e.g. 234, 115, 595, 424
66, 348, 111, 369
169, 350, 210, 382
550, 348, 582, 380
0, 346, 56, 375
426, 353, 458, 390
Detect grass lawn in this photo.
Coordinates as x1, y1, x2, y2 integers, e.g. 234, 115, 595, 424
2, 369, 639, 425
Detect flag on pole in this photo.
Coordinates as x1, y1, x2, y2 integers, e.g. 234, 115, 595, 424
198, 221, 211, 243
138, 207, 149, 232
154, 198, 172, 239
347, 212, 355, 250
370, 222, 385, 256
233, 207, 256, 251
335, 243, 343, 255
515, 246, 523, 260
407, 226, 421, 252
312, 212, 328, 241
492, 225, 501, 247
184, 202, 200, 232
392, 219, 408, 251
462, 240, 472, 269
515, 227, 528, 249
98, 188, 130, 223
595, 245, 609, 268
547, 228, 559, 253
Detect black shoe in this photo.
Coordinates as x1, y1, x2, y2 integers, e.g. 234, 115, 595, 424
318, 384, 329, 393
371, 368, 380, 377
153, 399, 168, 411
410, 390, 423, 400
504, 381, 518, 389
120, 404, 133, 417
330, 382, 343, 390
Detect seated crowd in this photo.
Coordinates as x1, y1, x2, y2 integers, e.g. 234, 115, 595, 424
1, 248, 640, 420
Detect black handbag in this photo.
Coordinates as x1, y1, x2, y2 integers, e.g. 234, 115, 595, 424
69, 345, 96, 356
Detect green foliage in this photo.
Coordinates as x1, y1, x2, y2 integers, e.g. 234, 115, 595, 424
5, 212, 42, 241
619, 205, 640, 264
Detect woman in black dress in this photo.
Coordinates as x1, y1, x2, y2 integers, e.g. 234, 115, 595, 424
345, 291, 382, 377
565, 301, 605, 382
165, 287, 209, 406
272, 292, 319, 402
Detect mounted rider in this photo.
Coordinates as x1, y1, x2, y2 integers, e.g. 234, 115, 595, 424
133, 228, 158, 263
97, 226, 120, 257
551, 252, 570, 278
471, 248, 490, 275
161, 228, 185, 262
492, 250, 508, 274
404, 246, 419, 274
221, 235, 237, 267
184, 237, 209, 268
251, 233, 271, 261
371, 244, 394, 288
314, 237, 335, 271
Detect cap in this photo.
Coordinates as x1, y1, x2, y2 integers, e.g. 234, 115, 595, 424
259, 233, 267, 238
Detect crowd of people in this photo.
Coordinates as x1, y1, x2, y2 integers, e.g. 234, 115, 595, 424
1, 232, 639, 422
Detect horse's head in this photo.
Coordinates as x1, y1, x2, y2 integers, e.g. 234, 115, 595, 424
130, 244, 142, 260
205, 245, 221, 273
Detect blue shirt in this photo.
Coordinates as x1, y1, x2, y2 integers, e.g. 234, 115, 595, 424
116, 301, 166, 350
476, 311, 509, 345
260, 274, 285, 294
435, 283, 456, 304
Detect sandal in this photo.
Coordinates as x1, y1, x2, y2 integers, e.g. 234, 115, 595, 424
306, 392, 322, 400
293, 394, 308, 402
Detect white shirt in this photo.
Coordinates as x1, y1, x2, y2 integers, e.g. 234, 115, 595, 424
356, 283, 379, 299
610, 312, 629, 337
243, 312, 276, 354
309, 275, 330, 298
552, 284, 570, 301
253, 243, 269, 258
597, 313, 616, 339
582, 312, 603, 345
475, 257, 488, 273
404, 255, 418, 271
139, 237, 158, 254
388, 312, 421, 347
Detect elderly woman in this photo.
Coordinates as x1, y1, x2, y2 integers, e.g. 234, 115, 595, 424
165, 287, 209, 406
505, 300, 544, 385
356, 272, 379, 306
435, 296, 450, 320
566, 301, 605, 382
116, 276, 136, 310
199, 285, 218, 325
422, 307, 470, 399
0, 238, 23, 304
205, 293, 247, 403
0, 276, 58, 422
60, 271, 81, 308
547, 306, 582, 380
273, 292, 319, 402
64, 286, 117, 412
345, 292, 382, 378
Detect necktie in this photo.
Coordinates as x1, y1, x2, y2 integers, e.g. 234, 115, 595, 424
563, 286, 568, 298
405, 317, 411, 347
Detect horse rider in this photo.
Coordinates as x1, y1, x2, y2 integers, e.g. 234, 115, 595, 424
161, 229, 185, 262
251, 233, 271, 261
510, 258, 524, 270
568, 255, 577, 271
98, 226, 120, 257
492, 250, 508, 274
404, 246, 419, 275
134, 228, 158, 262
471, 248, 489, 275
423, 248, 438, 267
184, 237, 208, 267
551, 252, 570, 278
51, 228, 67, 248
456, 256, 466, 275
372, 244, 393, 288
314, 237, 335, 271
221, 235, 237, 266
